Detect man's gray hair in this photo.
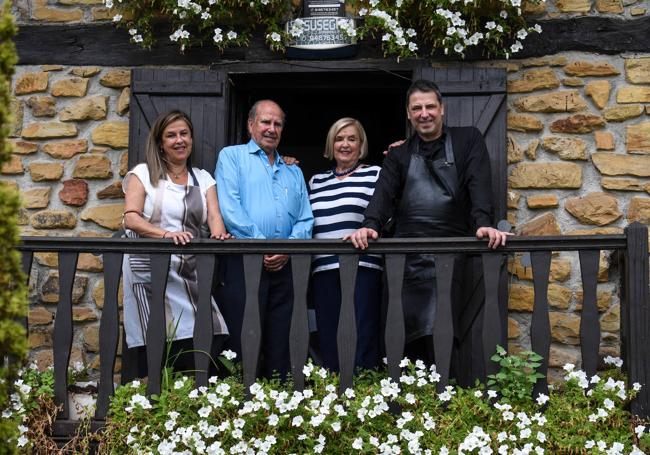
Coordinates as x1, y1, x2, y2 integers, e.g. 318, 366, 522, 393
248, 100, 286, 122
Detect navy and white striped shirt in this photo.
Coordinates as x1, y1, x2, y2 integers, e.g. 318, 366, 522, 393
308, 165, 383, 273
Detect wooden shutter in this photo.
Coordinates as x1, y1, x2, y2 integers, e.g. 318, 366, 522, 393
412, 65, 507, 222
128, 69, 229, 175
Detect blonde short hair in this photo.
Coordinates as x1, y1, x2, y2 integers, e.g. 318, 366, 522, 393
323, 117, 368, 161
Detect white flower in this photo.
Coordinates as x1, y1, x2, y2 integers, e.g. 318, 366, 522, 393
633, 382, 642, 391
268, 32, 282, 43
517, 28, 528, 40
112, 14, 122, 22
105, 0, 113, 7
128, 28, 138, 36
198, 406, 211, 418
510, 41, 523, 53
563, 363, 575, 372
382, 33, 391, 42
408, 42, 418, 52
331, 421, 341, 432
536, 393, 549, 405
268, 413, 279, 426
604, 356, 623, 368
453, 43, 464, 54
213, 28, 223, 43
635, 425, 646, 437
352, 438, 363, 450
227, 31, 238, 40
533, 24, 542, 33
133, 32, 144, 42
17, 435, 29, 447
174, 379, 185, 390
500, 10, 508, 18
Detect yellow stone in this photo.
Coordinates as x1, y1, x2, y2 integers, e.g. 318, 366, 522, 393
29, 329, 52, 349
549, 312, 581, 345
80, 203, 125, 230
73, 154, 113, 179
630, 7, 646, 14
596, 0, 623, 12
508, 255, 571, 281
600, 304, 620, 332
507, 113, 543, 132
522, 0, 547, 13
626, 58, 650, 83
595, 131, 615, 150
42, 139, 88, 159
601, 177, 647, 191
9, 98, 23, 137
92, 121, 129, 148
508, 283, 572, 311
83, 325, 100, 352
99, 69, 131, 88
550, 114, 605, 134
518, 212, 562, 236
508, 318, 520, 339
507, 191, 520, 209
10, 140, 39, 155
507, 69, 559, 94
14, 72, 48, 95
78, 253, 103, 272
509, 163, 582, 188
507, 211, 517, 226
70, 66, 102, 77
1, 155, 24, 175
29, 307, 54, 326
28, 162, 64, 181
626, 121, 650, 154
549, 345, 580, 368
541, 136, 587, 160
567, 227, 624, 235
59, 0, 103, 4
527, 194, 559, 208
513, 90, 587, 113
525, 139, 539, 160
73, 307, 98, 323
26, 95, 56, 117
92, 279, 123, 309
22, 122, 78, 139
60, 95, 108, 121
522, 58, 548, 67
627, 197, 650, 224
507, 134, 524, 164
617, 86, 650, 103
585, 80, 610, 109
562, 77, 584, 87
32, 0, 83, 21
603, 104, 644, 122
556, 0, 591, 12
564, 192, 622, 226
30, 210, 77, 229
41, 65, 63, 72
120, 152, 128, 176
117, 88, 130, 116
51, 77, 88, 97
23, 188, 51, 209
575, 290, 612, 312
593, 152, 650, 176
564, 60, 620, 77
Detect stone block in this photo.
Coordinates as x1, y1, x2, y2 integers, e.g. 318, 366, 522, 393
508, 113, 543, 132
549, 345, 581, 369
585, 80, 610, 109
556, 0, 591, 12
565, 192, 621, 226
97, 181, 124, 199
587, 131, 620, 153
116, 87, 130, 115
73, 154, 113, 179
513, 90, 587, 113
31, 210, 76, 229
527, 194, 559, 208
51, 77, 88, 97
59, 0, 103, 4
59, 179, 89, 206
617, 86, 650, 103
575, 290, 612, 312
2, 155, 24, 175
600, 304, 620, 332
507, 191, 520, 209
73, 307, 98, 322
29, 328, 52, 349
119, 152, 128, 176
596, 0, 623, 12
541, 136, 587, 160
26, 96, 56, 117
550, 114, 605, 134
10, 140, 38, 155
525, 139, 539, 160
592, 152, 650, 176
627, 197, 650, 223
83, 325, 100, 352
508, 283, 572, 311
70, 67, 102, 77
562, 77, 584, 87
60, 95, 108, 121
564, 60, 620, 77
630, 6, 646, 14
517, 212, 562, 235
99, 69, 131, 88
41, 272, 87, 303
507, 211, 517, 226
29, 307, 54, 326
34, 252, 58, 267
601, 177, 646, 191
41, 65, 63, 72
80, 203, 124, 230
603, 104, 644, 122
626, 121, 650, 154
508, 318, 520, 339
42, 139, 88, 159
509, 163, 582, 189
92, 279, 123, 309
32, 0, 83, 21
28, 162, 64, 181
567, 227, 623, 235
625, 57, 650, 83
14, 72, 48, 95
549, 312, 581, 345
9, 98, 23, 137
507, 134, 524, 164
92, 121, 129, 148
23, 187, 51, 209
507, 69, 559, 93
22, 122, 77, 139
508, 255, 571, 282
522, 0, 547, 13
77, 253, 103, 272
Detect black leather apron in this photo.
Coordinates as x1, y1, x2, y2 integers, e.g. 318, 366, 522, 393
394, 132, 467, 342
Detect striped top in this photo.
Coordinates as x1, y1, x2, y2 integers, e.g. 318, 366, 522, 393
308, 165, 383, 273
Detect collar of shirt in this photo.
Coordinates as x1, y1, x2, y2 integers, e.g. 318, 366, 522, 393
246, 139, 285, 167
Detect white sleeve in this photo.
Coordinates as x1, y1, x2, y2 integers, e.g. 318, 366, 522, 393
195, 168, 216, 193
122, 163, 151, 194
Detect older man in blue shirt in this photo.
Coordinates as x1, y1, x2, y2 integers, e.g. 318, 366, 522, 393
215, 99, 313, 378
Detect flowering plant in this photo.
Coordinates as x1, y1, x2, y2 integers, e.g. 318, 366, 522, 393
108, 0, 541, 59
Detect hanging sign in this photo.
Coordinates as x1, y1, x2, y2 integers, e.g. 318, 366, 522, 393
303, 0, 346, 17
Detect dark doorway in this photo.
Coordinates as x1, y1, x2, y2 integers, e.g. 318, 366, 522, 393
228, 71, 411, 182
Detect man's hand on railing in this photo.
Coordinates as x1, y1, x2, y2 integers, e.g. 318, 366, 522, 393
264, 254, 289, 272
476, 226, 513, 249
344, 227, 379, 250
210, 232, 233, 241
164, 230, 194, 245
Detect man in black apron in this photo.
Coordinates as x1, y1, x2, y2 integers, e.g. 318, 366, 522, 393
346, 79, 511, 362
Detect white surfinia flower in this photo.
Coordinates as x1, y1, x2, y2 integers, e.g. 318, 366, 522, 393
331, 421, 341, 432
267, 413, 279, 426
268, 32, 282, 42
408, 42, 418, 52
382, 33, 391, 42
399, 358, 410, 368
302, 363, 314, 377
536, 393, 549, 405
127, 379, 140, 387
352, 438, 363, 450
510, 41, 523, 53
485, 21, 496, 30
533, 24, 542, 33
112, 14, 122, 22
635, 425, 646, 437
603, 398, 615, 410
563, 363, 575, 372
201, 11, 211, 19
500, 10, 508, 18
17, 435, 29, 447
292, 416, 303, 427
174, 379, 186, 390
198, 406, 211, 418
631, 446, 645, 455
604, 356, 623, 368
220, 350, 237, 360
105, 0, 114, 7
497, 25, 504, 33
454, 43, 465, 53
517, 28, 528, 40
633, 382, 642, 391
129, 28, 138, 36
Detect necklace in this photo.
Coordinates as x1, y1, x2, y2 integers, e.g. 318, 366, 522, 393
168, 166, 187, 179
332, 161, 360, 177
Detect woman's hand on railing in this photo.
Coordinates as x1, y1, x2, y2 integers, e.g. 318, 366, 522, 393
164, 230, 194, 245
210, 231, 233, 241
344, 227, 379, 250
476, 226, 513, 249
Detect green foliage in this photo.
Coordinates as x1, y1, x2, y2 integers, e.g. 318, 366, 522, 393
0, 3, 29, 455
487, 345, 545, 405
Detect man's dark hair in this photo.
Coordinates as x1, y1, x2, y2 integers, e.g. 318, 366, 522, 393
406, 79, 443, 106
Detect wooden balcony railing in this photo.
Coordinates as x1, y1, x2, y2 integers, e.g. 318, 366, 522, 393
17, 222, 650, 425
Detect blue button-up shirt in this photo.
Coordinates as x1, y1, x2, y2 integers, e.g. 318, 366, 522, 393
215, 139, 314, 240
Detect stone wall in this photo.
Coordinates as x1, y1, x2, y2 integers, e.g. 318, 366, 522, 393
3, 51, 650, 378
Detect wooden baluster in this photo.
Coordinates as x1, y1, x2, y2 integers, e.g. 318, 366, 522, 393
385, 254, 406, 385
482, 253, 502, 378
146, 253, 171, 397
578, 250, 600, 379
624, 222, 650, 418
530, 251, 551, 400
337, 254, 359, 394
193, 254, 216, 388
289, 254, 311, 391
53, 252, 79, 419
242, 254, 263, 395
95, 252, 123, 419
433, 254, 455, 393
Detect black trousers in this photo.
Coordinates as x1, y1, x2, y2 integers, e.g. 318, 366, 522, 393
217, 254, 294, 379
